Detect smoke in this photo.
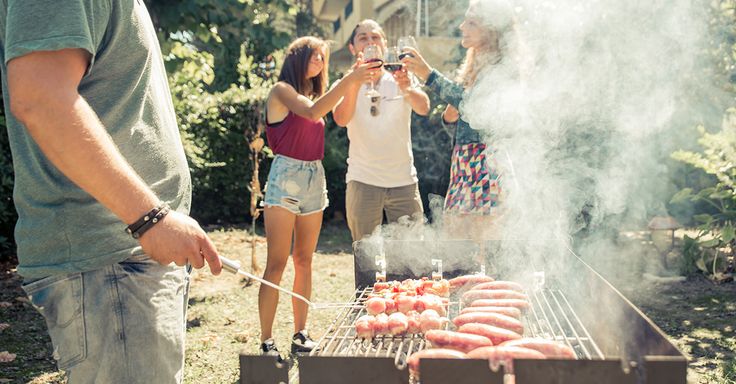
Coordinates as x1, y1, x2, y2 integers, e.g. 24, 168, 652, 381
457, 0, 725, 279
359, 0, 728, 287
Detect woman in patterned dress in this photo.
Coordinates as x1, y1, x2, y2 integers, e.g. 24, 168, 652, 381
401, 0, 522, 240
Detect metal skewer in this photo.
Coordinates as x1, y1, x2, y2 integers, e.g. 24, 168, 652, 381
220, 255, 358, 310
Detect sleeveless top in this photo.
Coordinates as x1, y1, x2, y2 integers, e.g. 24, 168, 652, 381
266, 111, 325, 161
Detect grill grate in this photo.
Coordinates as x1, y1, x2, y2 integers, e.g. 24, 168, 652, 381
243, 244, 687, 384
525, 287, 605, 360
308, 288, 435, 363
308, 281, 605, 361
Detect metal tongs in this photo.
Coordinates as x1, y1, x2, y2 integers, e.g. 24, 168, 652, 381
219, 255, 362, 310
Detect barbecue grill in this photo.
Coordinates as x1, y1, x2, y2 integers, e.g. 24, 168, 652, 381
239, 239, 687, 384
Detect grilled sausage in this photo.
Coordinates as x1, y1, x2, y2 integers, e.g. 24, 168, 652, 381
462, 289, 529, 304
467, 346, 546, 373
407, 348, 468, 378
425, 330, 493, 353
469, 298, 531, 311
388, 312, 409, 336
453, 312, 524, 335
449, 274, 495, 291
366, 297, 386, 315
500, 338, 577, 359
457, 323, 522, 345
459, 306, 522, 319
470, 281, 525, 292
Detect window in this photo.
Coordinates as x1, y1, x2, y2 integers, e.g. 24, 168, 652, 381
345, 0, 353, 19
333, 18, 341, 34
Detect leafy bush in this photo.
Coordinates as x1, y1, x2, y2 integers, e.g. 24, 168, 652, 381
168, 42, 273, 224
671, 109, 736, 278
321, 114, 349, 219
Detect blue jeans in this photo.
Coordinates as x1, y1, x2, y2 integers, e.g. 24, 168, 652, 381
263, 154, 328, 215
22, 253, 190, 384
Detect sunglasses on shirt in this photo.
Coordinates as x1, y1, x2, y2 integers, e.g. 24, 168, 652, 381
370, 96, 380, 117
369, 94, 404, 117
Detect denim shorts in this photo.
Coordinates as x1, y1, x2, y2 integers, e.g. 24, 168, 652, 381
263, 154, 329, 215
22, 253, 189, 384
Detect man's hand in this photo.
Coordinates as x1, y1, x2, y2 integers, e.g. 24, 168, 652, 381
138, 211, 223, 274
393, 67, 412, 92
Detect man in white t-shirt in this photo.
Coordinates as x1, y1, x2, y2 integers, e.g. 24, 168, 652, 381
333, 19, 431, 242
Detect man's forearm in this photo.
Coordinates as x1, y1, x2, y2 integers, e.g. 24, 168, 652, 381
16, 94, 160, 224
405, 88, 430, 116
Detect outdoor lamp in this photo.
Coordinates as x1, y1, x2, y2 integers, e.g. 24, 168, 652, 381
648, 215, 681, 269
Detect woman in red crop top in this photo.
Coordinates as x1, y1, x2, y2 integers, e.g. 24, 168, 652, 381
258, 36, 379, 358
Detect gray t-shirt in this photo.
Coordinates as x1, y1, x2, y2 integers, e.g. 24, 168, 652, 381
0, 0, 192, 279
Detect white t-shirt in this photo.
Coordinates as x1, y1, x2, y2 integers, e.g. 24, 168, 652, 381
336, 72, 418, 188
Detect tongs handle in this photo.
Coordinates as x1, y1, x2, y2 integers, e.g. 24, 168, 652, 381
220, 255, 241, 274
219, 255, 318, 309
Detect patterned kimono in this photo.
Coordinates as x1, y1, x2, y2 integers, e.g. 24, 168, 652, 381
424, 69, 501, 215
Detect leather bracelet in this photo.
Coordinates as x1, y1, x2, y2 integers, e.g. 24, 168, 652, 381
126, 203, 170, 239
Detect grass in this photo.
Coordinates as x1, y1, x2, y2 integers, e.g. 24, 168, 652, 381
1, 223, 735, 383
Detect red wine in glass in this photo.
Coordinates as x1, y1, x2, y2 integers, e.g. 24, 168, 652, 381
398, 52, 414, 60
363, 45, 383, 98
383, 63, 403, 72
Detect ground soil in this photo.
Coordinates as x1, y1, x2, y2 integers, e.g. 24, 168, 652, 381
0, 223, 734, 383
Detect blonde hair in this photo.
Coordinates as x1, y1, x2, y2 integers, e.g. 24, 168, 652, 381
457, 0, 527, 87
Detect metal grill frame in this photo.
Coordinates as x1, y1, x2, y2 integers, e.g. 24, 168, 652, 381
239, 240, 687, 384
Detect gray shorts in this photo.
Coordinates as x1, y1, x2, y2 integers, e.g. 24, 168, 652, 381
263, 154, 329, 215
22, 253, 189, 383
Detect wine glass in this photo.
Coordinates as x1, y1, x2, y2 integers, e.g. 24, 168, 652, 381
384, 46, 403, 73
397, 36, 419, 87
384, 47, 407, 99
362, 45, 383, 98
397, 36, 417, 60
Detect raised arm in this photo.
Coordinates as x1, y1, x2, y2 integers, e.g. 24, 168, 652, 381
274, 61, 378, 122
7, 48, 222, 274
332, 78, 363, 127
400, 47, 465, 108
393, 69, 430, 116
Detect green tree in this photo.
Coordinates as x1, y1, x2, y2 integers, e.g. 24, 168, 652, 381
146, 0, 324, 91
669, 0, 736, 279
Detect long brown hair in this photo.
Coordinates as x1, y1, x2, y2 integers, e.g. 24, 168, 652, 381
278, 36, 330, 98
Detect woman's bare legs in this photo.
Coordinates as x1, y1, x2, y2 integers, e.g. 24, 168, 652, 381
291, 211, 323, 332
259, 206, 296, 342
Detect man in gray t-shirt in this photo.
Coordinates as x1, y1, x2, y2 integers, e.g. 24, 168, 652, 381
0, 1, 222, 382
